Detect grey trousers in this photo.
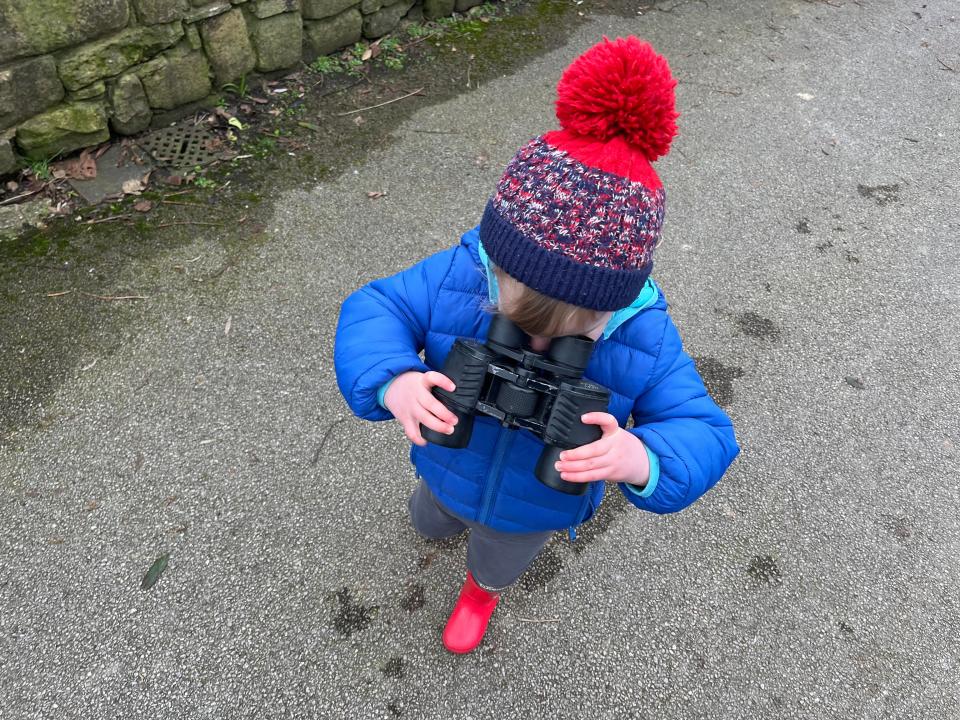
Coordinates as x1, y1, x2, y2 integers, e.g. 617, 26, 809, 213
408, 480, 554, 591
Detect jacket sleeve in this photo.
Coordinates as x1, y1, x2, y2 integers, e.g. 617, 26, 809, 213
623, 314, 740, 514
334, 247, 457, 421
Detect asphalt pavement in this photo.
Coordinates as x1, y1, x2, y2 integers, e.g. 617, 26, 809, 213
1, 0, 958, 718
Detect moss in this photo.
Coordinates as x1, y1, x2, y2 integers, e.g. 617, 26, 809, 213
1, 0, 130, 61
56, 22, 184, 91
16, 102, 110, 160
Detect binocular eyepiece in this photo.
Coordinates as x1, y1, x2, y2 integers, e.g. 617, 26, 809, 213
419, 314, 611, 495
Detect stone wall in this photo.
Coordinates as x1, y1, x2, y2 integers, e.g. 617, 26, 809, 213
0, 0, 487, 175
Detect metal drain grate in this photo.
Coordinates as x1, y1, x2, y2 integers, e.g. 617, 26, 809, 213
136, 124, 221, 171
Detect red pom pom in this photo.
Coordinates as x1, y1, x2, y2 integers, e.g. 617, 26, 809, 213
555, 37, 678, 161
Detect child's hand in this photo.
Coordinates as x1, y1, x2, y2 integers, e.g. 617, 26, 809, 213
554, 412, 650, 487
383, 371, 459, 447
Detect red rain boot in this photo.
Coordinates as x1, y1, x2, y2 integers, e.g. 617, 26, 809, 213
442, 572, 500, 654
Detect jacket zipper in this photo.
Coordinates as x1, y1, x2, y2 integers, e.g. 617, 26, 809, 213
479, 427, 514, 525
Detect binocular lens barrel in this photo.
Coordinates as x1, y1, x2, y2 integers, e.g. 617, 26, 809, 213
486, 313, 529, 353
420, 314, 610, 497
545, 334, 594, 376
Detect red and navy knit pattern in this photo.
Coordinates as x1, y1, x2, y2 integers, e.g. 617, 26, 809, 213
492, 138, 665, 271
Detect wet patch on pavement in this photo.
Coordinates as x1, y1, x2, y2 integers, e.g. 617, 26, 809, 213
747, 554, 783, 586
569, 490, 630, 556
331, 587, 379, 637
881, 514, 913, 543
381, 656, 404, 678
734, 311, 782, 341
518, 544, 564, 591
844, 376, 865, 390
417, 535, 466, 571
857, 183, 900, 206
399, 583, 426, 612
694, 356, 745, 408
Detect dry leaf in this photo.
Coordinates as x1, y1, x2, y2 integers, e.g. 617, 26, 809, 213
76, 149, 97, 178
361, 47, 373, 61
133, 200, 153, 213
354, 115, 366, 127
51, 148, 98, 180
122, 178, 144, 195
5, 181, 18, 192
165, 174, 184, 186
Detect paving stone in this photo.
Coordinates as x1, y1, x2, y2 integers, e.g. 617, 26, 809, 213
67, 143, 154, 203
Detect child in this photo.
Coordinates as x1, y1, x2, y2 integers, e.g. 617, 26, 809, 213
334, 37, 739, 654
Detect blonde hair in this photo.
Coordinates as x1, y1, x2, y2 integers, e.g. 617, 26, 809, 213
492, 265, 605, 338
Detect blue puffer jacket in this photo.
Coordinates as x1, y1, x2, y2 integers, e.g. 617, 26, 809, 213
335, 227, 739, 533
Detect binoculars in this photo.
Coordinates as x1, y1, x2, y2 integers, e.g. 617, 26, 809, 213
420, 314, 611, 495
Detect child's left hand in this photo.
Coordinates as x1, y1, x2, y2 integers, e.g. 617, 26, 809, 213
554, 412, 650, 487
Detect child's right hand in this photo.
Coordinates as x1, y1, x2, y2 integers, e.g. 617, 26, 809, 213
383, 371, 459, 446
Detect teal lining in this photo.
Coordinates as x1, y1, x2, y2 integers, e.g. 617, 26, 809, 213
377, 377, 396, 410
623, 445, 660, 499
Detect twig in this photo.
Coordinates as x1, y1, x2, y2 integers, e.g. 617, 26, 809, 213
515, 616, 561, 624
201, 262, 231, 281
0, 188, 44, 207
79, 292, 148, 301
163, 189, 195, 198
155, 221, 224, 228
47, 289, 147, 301
161, 200, 207, 207
937, 56, 959, 73
411, 129, 461, 135
678, 79, 743, 96
402, 33, 437, 51
85, 214, 133, 225
312, 417, 347, 464
335, 88, 425, 116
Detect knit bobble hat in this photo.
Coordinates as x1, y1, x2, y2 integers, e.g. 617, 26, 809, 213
479, 36, 679, 312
